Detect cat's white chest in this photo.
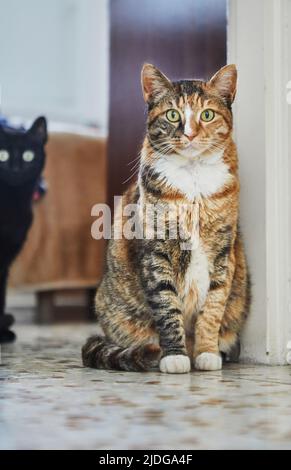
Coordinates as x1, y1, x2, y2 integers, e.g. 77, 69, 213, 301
152, 151, 227, 320
154, 151, 230, 200
183, 242, 210, 320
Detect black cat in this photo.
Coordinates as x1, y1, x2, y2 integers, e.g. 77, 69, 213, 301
0, 117, 47, 342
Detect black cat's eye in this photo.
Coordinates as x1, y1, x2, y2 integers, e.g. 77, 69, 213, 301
23, 150, 35, 163
166, 109, 181, 123
0, 150, 10, 162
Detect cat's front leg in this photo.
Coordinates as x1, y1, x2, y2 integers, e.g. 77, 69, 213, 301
140, 242, 190, 374
194, 247, 236, 371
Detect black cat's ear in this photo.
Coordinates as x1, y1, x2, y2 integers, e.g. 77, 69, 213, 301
28, 116, 48, 144
208, 64, 237, 105
141, 64, 173, 103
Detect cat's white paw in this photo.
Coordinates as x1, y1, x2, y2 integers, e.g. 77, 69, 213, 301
159, 355, 191, 374
195, 352, 222, 371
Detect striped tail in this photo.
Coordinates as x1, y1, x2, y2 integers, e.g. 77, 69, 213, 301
82, 335, 161, 372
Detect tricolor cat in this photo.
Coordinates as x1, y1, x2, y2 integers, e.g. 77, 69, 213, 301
82, 64, 250, 373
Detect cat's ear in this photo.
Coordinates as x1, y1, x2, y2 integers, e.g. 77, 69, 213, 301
141, 64, 173, 103
28, 116, 48, 144
208, 64, 237, 105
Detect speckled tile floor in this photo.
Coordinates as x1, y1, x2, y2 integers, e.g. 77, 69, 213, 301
1, 324, 291, 450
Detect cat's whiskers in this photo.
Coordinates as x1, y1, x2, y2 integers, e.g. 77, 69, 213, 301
127, 153, 142, 168
122, 150, 146, 185
122, 166, 141, 185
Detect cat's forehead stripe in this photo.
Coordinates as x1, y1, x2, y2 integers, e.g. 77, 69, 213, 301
174, 80, 205, 96
171, 82, 208, 110
179, 95, 185, 107
174, 92, 205, 112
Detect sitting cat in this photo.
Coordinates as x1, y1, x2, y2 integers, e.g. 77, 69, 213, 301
0, 117, 47, 342
82, 64, 250, 373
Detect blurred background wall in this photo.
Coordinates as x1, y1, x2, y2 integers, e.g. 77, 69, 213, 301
0, 0, 109, 130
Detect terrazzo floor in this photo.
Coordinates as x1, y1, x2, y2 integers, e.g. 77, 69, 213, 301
1, 324, 291, 450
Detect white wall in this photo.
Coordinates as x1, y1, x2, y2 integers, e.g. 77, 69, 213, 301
288, 0, 291, 197
228, 0, 291, 364
228, 0, 267, 363
0, 0, 109, 129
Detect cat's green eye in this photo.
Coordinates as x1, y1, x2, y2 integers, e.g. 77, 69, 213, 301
200, 109, 215, 122
166, 109, 181, 123
23, 150, 35, 162
0, 150, 9, 162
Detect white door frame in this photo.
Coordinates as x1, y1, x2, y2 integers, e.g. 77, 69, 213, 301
228, 0, 291, 364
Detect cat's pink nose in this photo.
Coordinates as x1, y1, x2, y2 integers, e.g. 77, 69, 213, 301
184, 133, 195, 141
